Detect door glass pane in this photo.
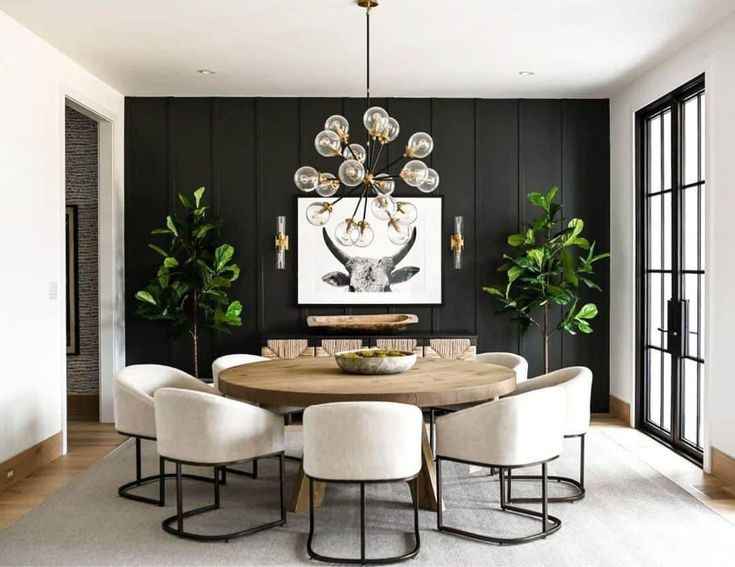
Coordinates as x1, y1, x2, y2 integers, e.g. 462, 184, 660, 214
648, 273, 662, 347
698, 362, 705, 448
663, 110, 672, 190
700, 184, 706, 270
682, 358, 699, 445
648, 349, 662, 427
663, 191, 671, 270
648, 194, 662, 270
683, 187, 699, 271
684, 274, 700, 358
648, 115, 661, 193
684, 96, 699, 185
662, 351, 672, 432
700, 94, 705, 180
663, 274, 671, 348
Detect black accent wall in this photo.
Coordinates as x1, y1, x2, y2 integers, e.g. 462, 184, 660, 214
125, 97, 610, 411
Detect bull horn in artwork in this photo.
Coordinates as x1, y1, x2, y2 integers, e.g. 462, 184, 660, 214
391, 227, 417, 266
322, 228, 351, 266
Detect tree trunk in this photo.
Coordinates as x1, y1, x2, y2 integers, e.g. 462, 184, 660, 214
191, 291, 199, 378
542, 304, 549, 374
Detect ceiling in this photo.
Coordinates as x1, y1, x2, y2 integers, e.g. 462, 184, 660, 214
2, 0, 734, 98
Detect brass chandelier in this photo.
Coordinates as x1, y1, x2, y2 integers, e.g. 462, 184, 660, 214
293, 0, 439, 248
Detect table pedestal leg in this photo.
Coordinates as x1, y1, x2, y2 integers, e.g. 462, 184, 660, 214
289, 462, 326, 513
409, 424, 440, 511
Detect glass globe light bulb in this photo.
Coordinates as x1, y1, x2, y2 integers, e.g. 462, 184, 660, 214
306, 202, 332, 226
316, 172, 339, 197
400, 160, 429, 187
363, 106, 389, 137
335, 219, 359, 247
373, 173, 395, 195
388, 222, 413, 245
394, 201, 418, 225
294, 165, 319, 192
342, 143, 366, 163
353, 222, 374, 248
406, 132, 434, 159
417, 168, 440, 193
371, 194, 395, 221
314, 129, 342, 157
324, 114, 349, 138
338, 159, 366, 187
379, 117, 400, 143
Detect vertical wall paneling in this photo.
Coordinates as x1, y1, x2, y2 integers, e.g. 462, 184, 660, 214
125, 97, 611, 409
124, 98, 171, 367
432, 99, 476, 333
518, 100, 563, 377
562, 100, 611, 411
475, 100, 520, 355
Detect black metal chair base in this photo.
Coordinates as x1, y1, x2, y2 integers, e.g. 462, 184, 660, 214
437, 458, 562, 546
507, 434, 586, 504
307, 475, 421, 565
118, 437, 218, 507
162, 453, 286, 542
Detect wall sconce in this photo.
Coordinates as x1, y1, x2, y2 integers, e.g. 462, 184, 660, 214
275, 215, 289, 270
450, 216, 464, 270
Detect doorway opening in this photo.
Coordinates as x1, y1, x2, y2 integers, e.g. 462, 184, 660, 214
635, 75, 705, 464
65, 105, 100, 421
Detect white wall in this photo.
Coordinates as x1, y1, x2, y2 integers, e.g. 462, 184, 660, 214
610, 12, 735, 463
0, 10, 124, 462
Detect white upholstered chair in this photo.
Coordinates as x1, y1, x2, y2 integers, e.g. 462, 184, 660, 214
155, 387, 286, 541
503, 366, 592, 503
113, 364, 220, 505
435, 387, 566, 544
303, 402, 423, 564
211, 353, 269, 391
429, 352, 529, 452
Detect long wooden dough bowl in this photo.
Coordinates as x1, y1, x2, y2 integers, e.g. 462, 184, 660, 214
306, 314, 419, 333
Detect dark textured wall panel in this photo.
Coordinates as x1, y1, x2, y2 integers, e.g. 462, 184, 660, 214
124, 97, 611, 411
65, 107, 99, 395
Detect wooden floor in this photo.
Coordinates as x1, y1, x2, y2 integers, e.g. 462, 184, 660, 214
0, 422, 125, 529
1, 417, 734, 530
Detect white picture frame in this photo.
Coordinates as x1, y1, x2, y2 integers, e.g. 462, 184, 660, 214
297, 197, 442, 305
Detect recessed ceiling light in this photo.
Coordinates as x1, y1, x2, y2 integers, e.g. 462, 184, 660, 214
518, 71, 535, 77
197, 69, 216, 75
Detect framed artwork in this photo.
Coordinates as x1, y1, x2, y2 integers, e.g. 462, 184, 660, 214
66, 205, 79, 355
297, 197, 442, 305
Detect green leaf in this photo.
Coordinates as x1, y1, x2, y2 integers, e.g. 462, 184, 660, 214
567, 218, 584, 240
214, 244, 234, 270
135, 291, 157, 305
576, 320, 593, 334
166, 215, 178, 236
148, 244, 169, 257
194, 223, 216, 239
527, 248, 544, 268
226, 301, 242, 318
507, 234, 525, 247
507, 266, 523, 283
576, 303, 598, 320
163, 257, 179, 269
483, 286, 504, 298
151, 228, 170, 235
545, 186, 559, 204
178, 193, 194, 209
573, 237, 590, 249
528, 192, 545, 208
194, 187, 206, 208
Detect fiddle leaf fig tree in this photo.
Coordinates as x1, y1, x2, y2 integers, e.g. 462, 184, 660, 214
134, 187, 242, 377
482, 187, 609, 373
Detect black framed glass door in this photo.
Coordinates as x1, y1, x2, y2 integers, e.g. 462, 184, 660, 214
636, 75, 705, 463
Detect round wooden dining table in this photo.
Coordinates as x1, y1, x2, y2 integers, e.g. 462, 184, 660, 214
219, 356, 516, 512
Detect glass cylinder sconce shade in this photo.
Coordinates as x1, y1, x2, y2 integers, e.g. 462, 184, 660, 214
451, 216, 464, 270
275, 216, 289, 270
